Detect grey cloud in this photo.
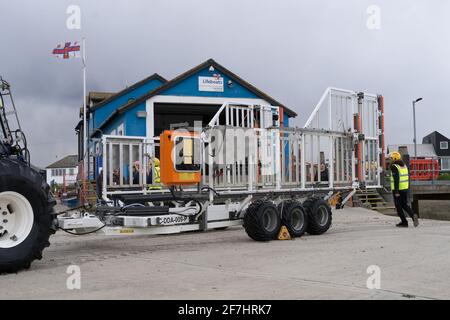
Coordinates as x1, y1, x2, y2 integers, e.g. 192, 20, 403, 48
0, 0, 449, 167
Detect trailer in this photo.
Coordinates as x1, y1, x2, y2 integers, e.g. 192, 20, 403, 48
0, 86, 384, 273
58, 87, 384, 236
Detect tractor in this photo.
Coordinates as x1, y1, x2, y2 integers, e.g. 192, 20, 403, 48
0, 77, 56, 273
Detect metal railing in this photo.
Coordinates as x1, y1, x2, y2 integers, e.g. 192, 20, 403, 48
98, 90, 383, 200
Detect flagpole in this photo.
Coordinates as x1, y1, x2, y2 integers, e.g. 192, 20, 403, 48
82, 37, 87, 204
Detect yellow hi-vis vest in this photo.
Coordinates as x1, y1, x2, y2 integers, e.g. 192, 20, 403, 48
154, 166, 160, 183
390, 164, 409, 191
148, 166, 162, 190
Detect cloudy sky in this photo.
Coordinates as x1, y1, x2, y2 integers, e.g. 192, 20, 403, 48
1, 0, 449, 167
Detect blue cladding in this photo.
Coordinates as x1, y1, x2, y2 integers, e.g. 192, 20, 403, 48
283, 111, 289, 127
162, 67, 260, 99
103, 101, 147, 136
93, 77, 164, 129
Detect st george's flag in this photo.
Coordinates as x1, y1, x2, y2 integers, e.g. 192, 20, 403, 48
52, 42, 81, 59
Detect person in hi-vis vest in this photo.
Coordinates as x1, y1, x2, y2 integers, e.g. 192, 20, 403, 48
389, 151, 419, 228
148, 157, 161, 190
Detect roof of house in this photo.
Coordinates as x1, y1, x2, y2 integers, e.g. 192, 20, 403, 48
423, 131, 450, 141
96, 59, 296, 132
90, 73, 167, 112
75, 119, 82, 131
46, 155, 79, 169
88, 91, 115, 104
387, 144, 437, 158
78, 92, 116, 119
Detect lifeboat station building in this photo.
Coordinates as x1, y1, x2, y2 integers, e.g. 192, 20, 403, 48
76, 59, 297, 179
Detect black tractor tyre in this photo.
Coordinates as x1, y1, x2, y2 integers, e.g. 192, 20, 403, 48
0, 158, 56, 274
279, 201, 308, 238
244, 200, 281, 241
303, 197, 332, 235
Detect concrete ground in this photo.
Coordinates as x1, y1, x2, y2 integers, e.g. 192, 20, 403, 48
1, 207, 450, 300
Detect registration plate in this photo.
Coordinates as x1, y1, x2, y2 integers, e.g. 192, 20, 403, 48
151, 215, 189, 226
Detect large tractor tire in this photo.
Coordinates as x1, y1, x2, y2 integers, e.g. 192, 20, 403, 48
279, 200, 308, 238
0, 158, 56, 273
303, 197, 332, 235
244, 200, 281, 241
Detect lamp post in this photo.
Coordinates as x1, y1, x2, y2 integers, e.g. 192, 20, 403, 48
413, 97, 423, 158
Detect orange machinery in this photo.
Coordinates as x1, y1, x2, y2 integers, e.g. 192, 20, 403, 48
159, 130, 201, 186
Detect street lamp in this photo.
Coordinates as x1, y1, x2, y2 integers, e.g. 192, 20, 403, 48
413, 97, 423, 158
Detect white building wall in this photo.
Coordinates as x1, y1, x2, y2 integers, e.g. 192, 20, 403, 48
46, 167, 79, 185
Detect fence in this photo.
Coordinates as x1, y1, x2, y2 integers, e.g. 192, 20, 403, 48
410, 158, 440, 181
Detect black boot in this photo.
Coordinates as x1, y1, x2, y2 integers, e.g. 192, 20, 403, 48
396, 222, 408, 228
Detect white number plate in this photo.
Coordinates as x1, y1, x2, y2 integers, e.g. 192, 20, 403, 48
151, 215, 189, 226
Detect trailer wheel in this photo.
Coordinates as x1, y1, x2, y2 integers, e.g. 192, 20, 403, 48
303, 197, 332, 235
279, 201, 308, 238
244, 200, 281, 241
0, 159, 56, 273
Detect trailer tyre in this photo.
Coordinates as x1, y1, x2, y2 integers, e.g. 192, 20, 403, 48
0, 159, 56, 274
279, 201, 308, 238
303, 197, 332, 235
244, 200, 281, 241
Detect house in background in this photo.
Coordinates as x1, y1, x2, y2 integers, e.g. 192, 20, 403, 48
387, 144, 437, 159
46, 155, 79, 186
423, 131, 450, 172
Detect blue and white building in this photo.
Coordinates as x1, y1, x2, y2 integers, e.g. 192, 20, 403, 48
76, 59, 297, 179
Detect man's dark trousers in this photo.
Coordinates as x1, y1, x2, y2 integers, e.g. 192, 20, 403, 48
393, 190, 414, 224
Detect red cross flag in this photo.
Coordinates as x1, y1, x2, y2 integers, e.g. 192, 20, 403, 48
52, 41, 81, 59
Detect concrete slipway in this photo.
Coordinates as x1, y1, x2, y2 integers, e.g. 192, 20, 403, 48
1, 207, 449, 300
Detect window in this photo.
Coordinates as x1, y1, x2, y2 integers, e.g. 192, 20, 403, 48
174, 136, 201, 171
69, 168, 75, 175
441, 158, 450, 171
95, 141, 101, 155
440, 141, 448, 150
117, 123, 125, 136
51, 169, 66, 176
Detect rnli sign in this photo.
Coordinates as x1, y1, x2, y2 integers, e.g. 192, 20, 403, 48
198, 76, 224, 92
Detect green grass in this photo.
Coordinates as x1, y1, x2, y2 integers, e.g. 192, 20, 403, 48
437, 173, 450, 180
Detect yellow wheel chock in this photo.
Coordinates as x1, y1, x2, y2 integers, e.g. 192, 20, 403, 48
277, 226, 292, 240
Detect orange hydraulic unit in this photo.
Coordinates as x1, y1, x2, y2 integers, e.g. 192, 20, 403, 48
160, 130, 201, 186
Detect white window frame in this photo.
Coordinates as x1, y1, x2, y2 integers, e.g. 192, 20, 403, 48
440, 141, 448, 150
117, 123, 125, 136
441, 157, 450, 171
